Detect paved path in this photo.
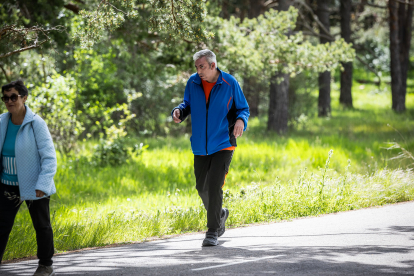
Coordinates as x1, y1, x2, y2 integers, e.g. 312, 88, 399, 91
1, 201, 414, 275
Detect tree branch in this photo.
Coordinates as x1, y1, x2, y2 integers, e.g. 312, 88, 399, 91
355, 55, 382, 86
171, 0, 181, 28
268, 58, 336, 68
264, 0, 277, 7
0, 63, 10, 83
107, 2, 128, 15
395, 0, 414, 6
364, 0, 414, 8
297, 9, 334, 41
0, 24, 65, 58
0, 40, 48, 59
366, 3, 387, 9
0, 26, 13, 40
301, 31, 335, 41
64, 3, 81, 14
293, 0, 333, 38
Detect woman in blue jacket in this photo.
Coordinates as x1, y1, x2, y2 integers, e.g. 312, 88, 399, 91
0, 80, 57, 276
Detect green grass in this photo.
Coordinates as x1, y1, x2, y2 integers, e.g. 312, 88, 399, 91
3, 80, 414, 261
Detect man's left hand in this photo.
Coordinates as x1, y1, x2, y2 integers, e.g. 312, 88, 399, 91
233, 119, 244, 138
36, 190, 45, 198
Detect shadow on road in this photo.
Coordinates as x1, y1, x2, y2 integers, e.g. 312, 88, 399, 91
1, 226, 413, 276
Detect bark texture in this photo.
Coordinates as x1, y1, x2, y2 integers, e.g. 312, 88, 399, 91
222, 0, 229, 20
249, 0, 265, 18
267, 73, 290, 134
243, 77, 260, 117
242, 0, 265, 117
339, 0, 353, 108
267, 0, 291, 133
389, 0, 413, 112
317, 0, 331, 117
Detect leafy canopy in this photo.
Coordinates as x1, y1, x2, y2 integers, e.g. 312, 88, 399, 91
207, 7, 355, 80
74, 0, 214, 48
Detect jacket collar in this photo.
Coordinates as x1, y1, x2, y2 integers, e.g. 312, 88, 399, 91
22, 105, 35, 126
0, 105, 35, 151
193, 68, 224, 85
1, 105, 35, 128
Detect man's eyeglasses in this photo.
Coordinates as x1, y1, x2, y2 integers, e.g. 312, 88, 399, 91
1, 94, 22, 103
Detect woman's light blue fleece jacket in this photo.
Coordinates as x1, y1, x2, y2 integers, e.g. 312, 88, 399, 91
0, 105, 57, 200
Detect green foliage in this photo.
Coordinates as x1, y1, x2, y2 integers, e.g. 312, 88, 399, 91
287, 71, 318, 126
0, 1, 72, 59
148, 0, 213, 42
91, 102, 140, 167
3, 90, 414, 260
224, 168, 414, 225
30, 74, 83, 153
4, 149, 414, 260
74, 0, 138, 48
70, 46, 127, 136
205, 15, 264, 78
93, 138, 129, 166
92, 138, 146, 167
1, 2, 358, 139
352, 1, 390, 74
206, 7, 355, 81
74, 0, 213, 48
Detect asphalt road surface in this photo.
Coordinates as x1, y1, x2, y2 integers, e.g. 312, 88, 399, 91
1, 201, 413, 275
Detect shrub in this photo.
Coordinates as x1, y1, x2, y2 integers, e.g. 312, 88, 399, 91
30, 74, 84, 153
91, 103, 147, 167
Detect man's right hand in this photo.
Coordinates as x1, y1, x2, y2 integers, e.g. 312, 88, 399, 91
173, 109, 182, 123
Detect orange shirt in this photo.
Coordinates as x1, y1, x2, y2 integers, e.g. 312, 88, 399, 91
202, 79, 236, 151
202, 79, 215, 102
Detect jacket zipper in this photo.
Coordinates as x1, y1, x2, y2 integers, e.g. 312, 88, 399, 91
14, 119, 29, 199
200, 80, 220, 155
206, 93, 210, 155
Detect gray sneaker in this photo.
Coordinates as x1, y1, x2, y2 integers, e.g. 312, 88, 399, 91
218, 208, 229, 237
202, 231, 219, 246
33, 265, 55, 276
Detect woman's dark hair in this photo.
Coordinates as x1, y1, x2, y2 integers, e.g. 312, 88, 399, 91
2, 80, 28, 96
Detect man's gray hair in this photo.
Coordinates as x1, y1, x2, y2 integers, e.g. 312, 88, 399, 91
193, 49, 218, 68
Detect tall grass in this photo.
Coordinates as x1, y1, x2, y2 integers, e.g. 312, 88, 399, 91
5, 153, 413, 260
3, 83, 414, 261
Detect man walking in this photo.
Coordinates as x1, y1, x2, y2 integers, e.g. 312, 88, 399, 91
172, 49, 249, 246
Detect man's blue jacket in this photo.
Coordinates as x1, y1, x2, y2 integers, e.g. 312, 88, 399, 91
172, 68, 250, 155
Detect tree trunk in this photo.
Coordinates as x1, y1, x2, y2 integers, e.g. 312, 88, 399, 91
278, 0, 291, 11
222, 0, 229, 20
242, 0, 265, 117
267, 0, 291, 133
389, 0, 402, 111
249, 0, 265, 18
268, 73, 289, 134
339, 0, 353, 108
243, 77, 259, 117
398, 1, 413, 110
317, 0, 331, 117
389, 0, 413, 112
0, 63, 10, 83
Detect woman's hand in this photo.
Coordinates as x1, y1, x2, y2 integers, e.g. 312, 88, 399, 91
35, 190, 45, 197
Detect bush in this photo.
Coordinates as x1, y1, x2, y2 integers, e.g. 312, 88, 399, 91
90, 103, 147, 167
30, 74, 84, 153
92, 138, 127, 167
92, 139, 147, 167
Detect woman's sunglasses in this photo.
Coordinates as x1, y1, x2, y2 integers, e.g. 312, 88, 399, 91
1, 94, 22, 103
